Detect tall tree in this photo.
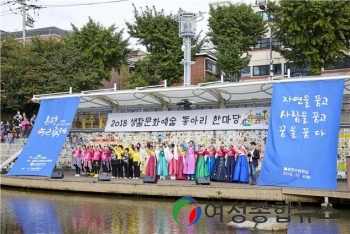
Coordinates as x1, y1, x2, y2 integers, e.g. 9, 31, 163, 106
268, 0, 350, 75
208, 3, 266, 80
0, 37, 101, 113
126, 5, 204, 86
64, 17, 130, 80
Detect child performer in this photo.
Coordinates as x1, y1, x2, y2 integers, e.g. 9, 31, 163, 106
80, 145, 87, 175
72, 145, 82, 177
129, 144, 141, 179
84, 145, 93, 175
92, 145, 102, 178
101, 145, 111, 174
123, 148, 131, 179
165, 144, 177, 180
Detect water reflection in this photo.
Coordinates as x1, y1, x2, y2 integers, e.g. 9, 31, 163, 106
1, 188, 350, 234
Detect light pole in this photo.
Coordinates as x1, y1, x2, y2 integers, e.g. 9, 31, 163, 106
178, 12, 203, 86
258, 1, 273, 78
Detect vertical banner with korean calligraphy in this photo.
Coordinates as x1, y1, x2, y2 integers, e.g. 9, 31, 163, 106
7, 97, 81, 177
258, 80, 345, 190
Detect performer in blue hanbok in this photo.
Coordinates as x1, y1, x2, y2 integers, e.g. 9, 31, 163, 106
206, 145, 216, 179
233, 145, 249, 183
156, 144, 169, 180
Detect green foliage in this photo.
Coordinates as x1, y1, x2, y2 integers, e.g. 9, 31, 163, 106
126, 5, 204, 86
124, 58, 160, 89
208, 3, 266, 77
268, 0, 350, 75
64, 17, 130, 80
0, 37, 101, 113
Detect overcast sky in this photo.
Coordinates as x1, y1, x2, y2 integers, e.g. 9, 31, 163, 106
1, 0, 254, 49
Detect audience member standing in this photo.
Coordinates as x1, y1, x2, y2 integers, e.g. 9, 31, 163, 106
248, 142, 260, 185
13, 111, 22, 138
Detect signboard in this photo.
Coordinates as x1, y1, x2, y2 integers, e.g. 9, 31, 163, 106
258, 80, 345, 190
7, 97, 81, 177
105, 107, 270, 132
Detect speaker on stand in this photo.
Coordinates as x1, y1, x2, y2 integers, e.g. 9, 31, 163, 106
51, 172, 64, 179
98, 174, 111, 181
195, 177, 210, 185
143, 176, 158, 184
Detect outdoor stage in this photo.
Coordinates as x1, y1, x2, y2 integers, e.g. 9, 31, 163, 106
1, 171, 349, 204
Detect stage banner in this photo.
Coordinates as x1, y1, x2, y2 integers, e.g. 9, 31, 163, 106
7, 97, 81, 177
258, 80, 345, 190
105, 107, 270, 132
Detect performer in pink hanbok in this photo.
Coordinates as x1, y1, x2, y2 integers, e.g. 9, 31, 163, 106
145, 143, 157, 177
221, 144, 237, 183
183, 141, 196, 180
176, 144, 187, 180
165, 144, 178, 180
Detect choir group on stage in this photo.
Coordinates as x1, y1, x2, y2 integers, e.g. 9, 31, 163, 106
72, 140, 259, 184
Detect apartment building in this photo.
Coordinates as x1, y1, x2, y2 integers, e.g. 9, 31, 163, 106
209, 0, 350, 81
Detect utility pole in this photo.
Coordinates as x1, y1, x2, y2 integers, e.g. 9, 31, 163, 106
21, 0, 26, 45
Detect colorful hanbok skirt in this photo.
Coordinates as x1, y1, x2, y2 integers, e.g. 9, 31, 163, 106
195, 156, 209, 178
176, 156, 187, 180
146, 155, 156, 177
212, 156, 227, 182
233, 154, 249, 183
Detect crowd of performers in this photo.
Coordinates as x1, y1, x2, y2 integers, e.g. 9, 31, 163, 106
71, 141, 260, 184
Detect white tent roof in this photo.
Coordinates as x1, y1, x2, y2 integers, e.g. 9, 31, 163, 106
32, 76, 350, 110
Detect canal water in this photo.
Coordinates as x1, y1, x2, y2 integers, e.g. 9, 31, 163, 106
1, 188, 349, 234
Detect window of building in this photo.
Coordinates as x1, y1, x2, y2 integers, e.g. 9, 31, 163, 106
253, 37, 280, 50
324, 56, 350, 70
253, 64, 281, 76
284, 63, 309, 77
240, 66, 251, 78
205, 59, 217, 74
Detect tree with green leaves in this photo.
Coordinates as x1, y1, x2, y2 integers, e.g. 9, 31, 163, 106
0, 37, 101, 113
208, 3, 266, 80
126, 5, 204, 86
64, 17, 130, 80
268, 0, 350, 75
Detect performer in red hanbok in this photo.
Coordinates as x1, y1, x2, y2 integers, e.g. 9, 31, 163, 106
166, 144, 178, 180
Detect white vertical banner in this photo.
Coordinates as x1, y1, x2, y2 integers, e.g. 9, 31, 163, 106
105, 107, 270, 132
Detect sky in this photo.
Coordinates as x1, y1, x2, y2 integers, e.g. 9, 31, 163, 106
1, 0, 254, 49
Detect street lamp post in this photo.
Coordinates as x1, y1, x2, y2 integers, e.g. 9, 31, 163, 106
258, 0, 273, 79
178, 12, 203, 86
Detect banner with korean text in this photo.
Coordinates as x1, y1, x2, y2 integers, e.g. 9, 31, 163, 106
105, 107, 271, 132
7, 97, 81, 177
258, 80, 345, 190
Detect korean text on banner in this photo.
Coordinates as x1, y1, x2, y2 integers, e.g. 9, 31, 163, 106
7, 97, 81, 177
258, 80, 345, 190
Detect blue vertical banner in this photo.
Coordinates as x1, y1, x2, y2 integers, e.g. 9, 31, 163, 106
258, 80, 345, 190
7, 97, 81, 177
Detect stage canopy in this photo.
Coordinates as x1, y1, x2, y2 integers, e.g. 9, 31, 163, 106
32, 76, 350, 111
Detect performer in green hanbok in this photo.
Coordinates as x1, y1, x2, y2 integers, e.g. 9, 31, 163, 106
195, 145, 209, 178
